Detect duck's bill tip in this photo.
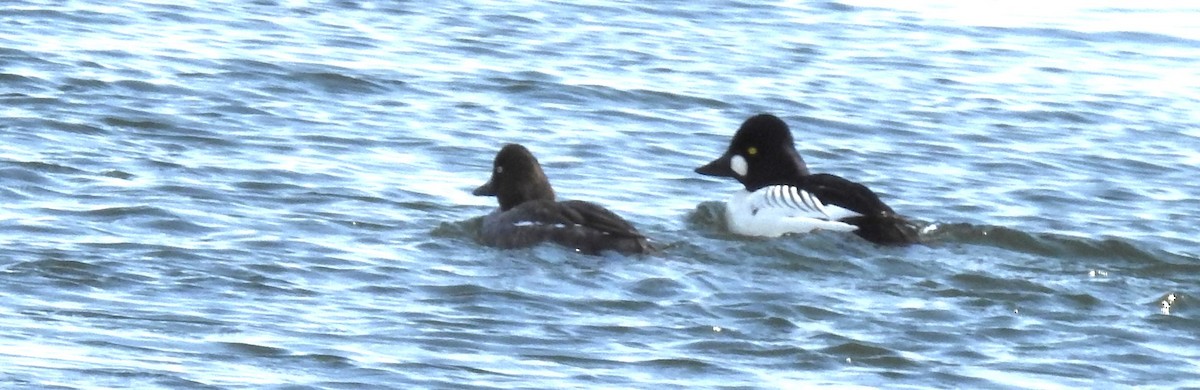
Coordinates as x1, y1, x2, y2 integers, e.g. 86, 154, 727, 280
472, 180, 495, 196
695, 155, 735, 177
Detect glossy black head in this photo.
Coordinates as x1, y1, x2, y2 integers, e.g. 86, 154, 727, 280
696, 114, 810, 190
474, 144, 556, 211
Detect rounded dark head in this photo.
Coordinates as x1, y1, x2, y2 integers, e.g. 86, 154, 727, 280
474, 144, 555, 210
695, 114, 809, 188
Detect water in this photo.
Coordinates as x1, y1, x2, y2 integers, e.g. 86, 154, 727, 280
2, 0, 1198, 388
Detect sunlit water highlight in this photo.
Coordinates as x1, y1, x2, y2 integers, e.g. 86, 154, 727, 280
2, 1, 1199, 388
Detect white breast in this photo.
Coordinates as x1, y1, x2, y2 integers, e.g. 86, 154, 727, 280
724, 186, 860, 237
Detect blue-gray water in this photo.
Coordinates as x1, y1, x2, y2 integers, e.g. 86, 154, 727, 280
2, 1, 1198, 388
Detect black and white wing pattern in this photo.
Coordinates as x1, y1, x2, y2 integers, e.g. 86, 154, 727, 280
745, 185, 861, 220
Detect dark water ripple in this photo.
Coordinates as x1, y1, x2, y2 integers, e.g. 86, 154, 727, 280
2, 0, 1199, 389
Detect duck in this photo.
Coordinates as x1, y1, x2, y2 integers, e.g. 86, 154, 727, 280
473, 143, 652, 255
695, 114, 919, 245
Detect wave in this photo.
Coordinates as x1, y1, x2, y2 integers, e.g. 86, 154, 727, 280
433, 198, 1198, 283
685, 201, 1194, 267
437, 200, 1193, 268
978, 26, 1200, 47
477, 72, 731, 110
921, 222, 1194, 266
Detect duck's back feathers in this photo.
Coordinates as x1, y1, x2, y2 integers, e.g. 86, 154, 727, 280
801, 173, 894, 217
840, 214, 920, 245
478, 199, 651, 255
555, 200, 647, 239
802, 173, 919, 245
724, 187, 858, 237
741, 184, 862, 221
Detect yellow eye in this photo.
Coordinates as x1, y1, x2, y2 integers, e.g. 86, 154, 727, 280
747, 146, 758, 156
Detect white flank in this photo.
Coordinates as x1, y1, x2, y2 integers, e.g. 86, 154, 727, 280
724, 186, 860, 237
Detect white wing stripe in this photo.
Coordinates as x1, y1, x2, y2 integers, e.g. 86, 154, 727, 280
792, 187, 811, 212
766, 187, 781, 208
751, 185, 838, 219
801, 189, 831, 218
796, 187, 813, 210
787, 186, 811, 213
778, 187, 800, 210
765, 187, 786, 209
775, 187, 792, 209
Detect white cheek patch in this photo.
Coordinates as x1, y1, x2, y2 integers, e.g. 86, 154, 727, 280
730, 155, 748, 177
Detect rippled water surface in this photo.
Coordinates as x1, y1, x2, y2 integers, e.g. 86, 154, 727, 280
3, 1, 1199, 388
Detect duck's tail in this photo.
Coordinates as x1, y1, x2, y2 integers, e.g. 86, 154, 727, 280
844, 214, 921, 245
